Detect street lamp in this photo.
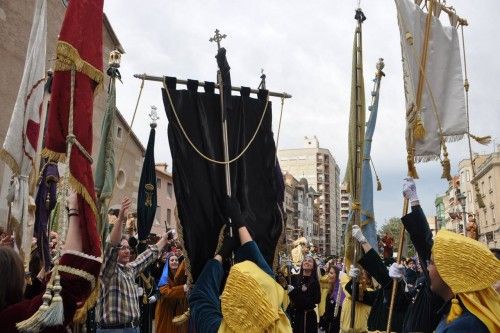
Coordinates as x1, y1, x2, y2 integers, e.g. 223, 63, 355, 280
457, 191, 467, 236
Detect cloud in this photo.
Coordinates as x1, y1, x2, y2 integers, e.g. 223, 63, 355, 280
104, 0, 500, 224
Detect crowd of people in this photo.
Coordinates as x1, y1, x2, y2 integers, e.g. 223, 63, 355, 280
0, 178, 499, 332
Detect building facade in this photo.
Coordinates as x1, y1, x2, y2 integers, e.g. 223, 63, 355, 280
153, 163, 177, 236
278, 136, 341, 255
339, 182, 350, 255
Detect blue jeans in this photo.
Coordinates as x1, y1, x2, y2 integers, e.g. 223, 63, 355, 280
96, 328, 139, 333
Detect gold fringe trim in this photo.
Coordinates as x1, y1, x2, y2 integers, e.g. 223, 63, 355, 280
73, 285, 99, 323
469, 133, 492, 146
441, 153, 452, 181
57, 264, 96, 290
0, 149, 20, 175
221, 265, 278, 333
41, 148, 66, 163
55, 41, 103, 85
68, 174, 98, 217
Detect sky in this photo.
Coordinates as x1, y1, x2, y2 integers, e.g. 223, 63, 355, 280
103, 0, 500, 227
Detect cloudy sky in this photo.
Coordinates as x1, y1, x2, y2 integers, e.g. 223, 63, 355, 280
103, 0, 500, 227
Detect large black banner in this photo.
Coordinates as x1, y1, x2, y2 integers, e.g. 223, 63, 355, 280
162, 77, 283, 281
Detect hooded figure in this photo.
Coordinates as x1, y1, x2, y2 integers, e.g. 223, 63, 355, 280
430, 229, 500, 333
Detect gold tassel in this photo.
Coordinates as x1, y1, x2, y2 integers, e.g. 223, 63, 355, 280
446, 297, 463, 323
16, 284, 53, 332
376, 176, 382, 191
39, 273, 64, 327
407, 155, 419, 179
469, 133, 492, 146
474, 183, 486, 209
441, 156, 452, 181
413, 116, 426, 140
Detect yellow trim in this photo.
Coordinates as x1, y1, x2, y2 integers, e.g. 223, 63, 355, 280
58, 265, 96, 290
68, 174, 98, 216
42, 148, 66, 163
73, 285, 99, 323
55, 41, 103, 85
0, 149, 20, 175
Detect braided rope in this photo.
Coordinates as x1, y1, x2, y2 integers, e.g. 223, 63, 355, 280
163, 81, 270, 165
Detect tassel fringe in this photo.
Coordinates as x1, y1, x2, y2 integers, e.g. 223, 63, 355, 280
444, 134, 465, 143
376, 177, 382, 191
446, 297, 463, 323
413, 117, 426, 140
407, 155, 419, 179
469, 133, 492, 146
39, 274, 64, 327
16, 282, 54, 332
68, 174, 98, 216
441, 155, 452, 181
42, 148, 66, 163
474, 183, 485, 208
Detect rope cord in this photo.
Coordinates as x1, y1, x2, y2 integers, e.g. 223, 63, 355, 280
274, 96, 286, 164
460, 25, 476, 177
370, 158, 380, 181
108, 78, 145, 204
162, 81, 270, 165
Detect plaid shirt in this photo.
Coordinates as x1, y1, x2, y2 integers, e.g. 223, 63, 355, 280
97, 242, 159, 325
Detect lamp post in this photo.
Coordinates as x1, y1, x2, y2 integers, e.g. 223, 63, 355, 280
457, 191, 467, 236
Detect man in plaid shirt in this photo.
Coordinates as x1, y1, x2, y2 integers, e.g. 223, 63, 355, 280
97, 197, 170, 332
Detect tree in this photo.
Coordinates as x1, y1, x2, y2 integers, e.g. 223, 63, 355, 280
380, 217, 415, 258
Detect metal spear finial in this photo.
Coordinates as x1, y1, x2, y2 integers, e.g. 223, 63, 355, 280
209, 29, 227, 50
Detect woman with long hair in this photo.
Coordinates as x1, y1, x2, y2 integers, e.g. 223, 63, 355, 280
155, 253, 189, 333
319, 264, 344, 333
288, 255, 321, 333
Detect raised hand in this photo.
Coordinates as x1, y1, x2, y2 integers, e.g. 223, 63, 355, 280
352, 225, 368, 244
403, 177, 419, 205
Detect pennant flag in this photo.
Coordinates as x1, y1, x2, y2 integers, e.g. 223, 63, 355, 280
95, 64, 119, 243
396, 0, 467, 164
42, 0, 104, 258
137, 123, 157, 242
0, 0, 47, 266
360, 60, 385, 253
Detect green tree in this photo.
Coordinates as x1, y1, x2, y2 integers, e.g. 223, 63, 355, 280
380, 217, 415, 258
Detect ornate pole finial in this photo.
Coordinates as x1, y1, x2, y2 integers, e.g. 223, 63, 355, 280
149, 105, 159, 128
209, 29, 227, 50
108, 49, 122, 68
259, 68, 266, 90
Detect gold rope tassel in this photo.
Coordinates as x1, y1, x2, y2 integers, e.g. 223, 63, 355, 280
376, 176, 382, 191
474, 183, 486, 209
413, 115, 426, 140
39, 273, 64, 327
469, 133, 491, 146
441, 154, 452, 181
16, 283, 54, 332
446, 297, 463, 323
407, 154, 419, 179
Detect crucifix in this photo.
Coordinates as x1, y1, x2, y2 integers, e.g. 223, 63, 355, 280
209, 29, 227, 50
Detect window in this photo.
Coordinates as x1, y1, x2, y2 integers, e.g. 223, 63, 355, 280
492, 206, 496, 224
465, 170, 470, 181
488, 176, 493, 192
467, 191, 472, 203
481, 181, 485, 195
167, 182, 173, 199
167, 208, 172, 225
157, 178, 161, 189
116, 126, 123, 139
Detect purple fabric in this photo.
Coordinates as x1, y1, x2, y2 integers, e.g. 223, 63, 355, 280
34, 162, 59, 270
330, 279, 345, 305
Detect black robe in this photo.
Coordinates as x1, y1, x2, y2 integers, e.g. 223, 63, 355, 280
289, 275, 321, 333
346, 249, 409, 332
318, 292, 342, 333
401, 205, 444, 333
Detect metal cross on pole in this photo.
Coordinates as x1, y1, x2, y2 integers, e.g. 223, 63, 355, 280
210, 29, 234, 237
209, 29, 227, 50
